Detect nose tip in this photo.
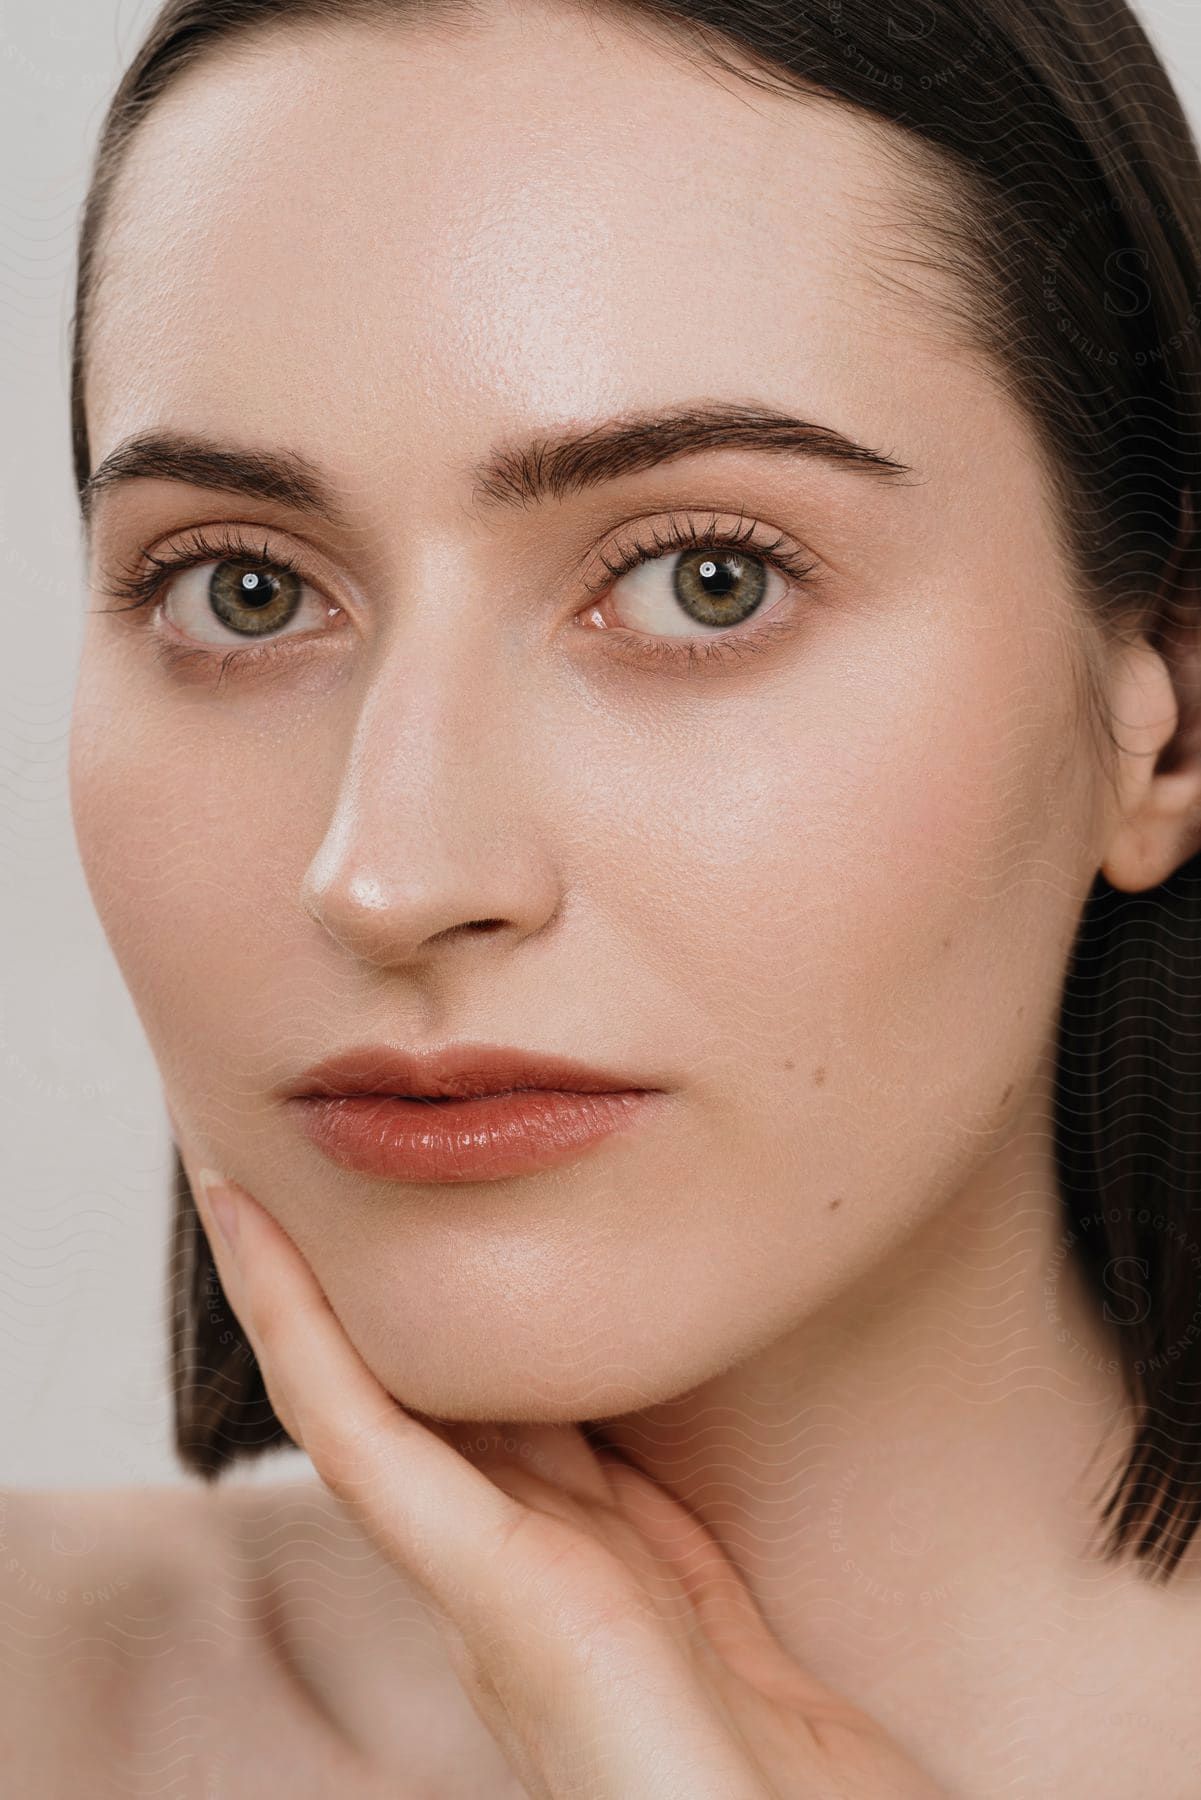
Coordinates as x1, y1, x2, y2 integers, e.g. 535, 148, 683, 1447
299, 840, 558, 971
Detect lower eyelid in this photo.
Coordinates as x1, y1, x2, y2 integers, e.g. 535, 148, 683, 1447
147, 582, 344, 668
151, 625, 330, 684
596, 606, 808, 672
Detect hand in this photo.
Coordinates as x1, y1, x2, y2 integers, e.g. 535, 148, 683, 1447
183, 1156, 948, 1800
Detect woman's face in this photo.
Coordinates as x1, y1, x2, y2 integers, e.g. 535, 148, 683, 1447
71, 1, 1112, 1419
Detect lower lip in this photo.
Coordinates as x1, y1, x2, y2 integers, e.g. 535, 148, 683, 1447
287, 1088, 665, 1181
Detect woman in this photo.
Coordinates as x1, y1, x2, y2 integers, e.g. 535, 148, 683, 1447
13, 0, 1201, 1788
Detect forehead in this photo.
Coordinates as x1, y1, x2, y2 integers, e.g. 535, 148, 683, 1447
85, 5, 975, 502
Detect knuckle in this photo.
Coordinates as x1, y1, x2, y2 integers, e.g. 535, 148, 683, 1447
496, 1512, 651, 1648
305, 1404, 393, 1501
257, 1365, 293, 1430
430, 1610, 479, 1695
306, 1416, 368, 1493
489, 1497, 545, 1564
248, 1286, 287, 1355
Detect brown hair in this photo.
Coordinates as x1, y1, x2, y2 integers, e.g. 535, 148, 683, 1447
73, 0, 1201, 1580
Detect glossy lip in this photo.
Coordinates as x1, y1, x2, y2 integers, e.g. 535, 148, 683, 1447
279, 1042, 670, 1182
279, 1041, 663, 1102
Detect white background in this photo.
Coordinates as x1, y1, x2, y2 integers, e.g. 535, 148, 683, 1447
2, 0, 1200, 1489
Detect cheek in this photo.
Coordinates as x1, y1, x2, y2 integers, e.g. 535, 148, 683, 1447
68, 653, 303, 1108
824, 619, 1091, 1121
621, 601, 1094, 1151
70, 660, 164, 984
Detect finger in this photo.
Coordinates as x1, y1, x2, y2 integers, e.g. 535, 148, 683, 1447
444, 1420, 621, 1510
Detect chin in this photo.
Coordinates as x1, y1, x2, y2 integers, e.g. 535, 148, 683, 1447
360, 1348, 676, 1427
331, 1296, 708, 1427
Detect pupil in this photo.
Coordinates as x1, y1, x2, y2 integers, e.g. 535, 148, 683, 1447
237, 568, 274, 607
697, 555, 736, 594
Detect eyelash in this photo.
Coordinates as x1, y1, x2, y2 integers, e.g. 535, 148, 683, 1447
583, 511, 820, 671
97, 512, 822, 681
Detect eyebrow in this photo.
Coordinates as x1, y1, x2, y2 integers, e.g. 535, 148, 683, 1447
80, 402, 914, 531
470, 402, 914, 508
80, 435, 346, 531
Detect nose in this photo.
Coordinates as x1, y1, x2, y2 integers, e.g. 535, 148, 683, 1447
299, 619, 562, 971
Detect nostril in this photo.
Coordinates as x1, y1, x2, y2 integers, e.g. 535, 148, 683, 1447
436, 918, 506, 943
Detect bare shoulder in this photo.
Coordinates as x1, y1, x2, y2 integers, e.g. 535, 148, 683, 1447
209, 1475, 531, 1796
0, 1477, 483, 1797
0, 1481, 235, 1793
0, 1477, 211, 1607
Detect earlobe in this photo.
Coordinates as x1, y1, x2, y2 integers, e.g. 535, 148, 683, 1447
1099, 632, 1201, 893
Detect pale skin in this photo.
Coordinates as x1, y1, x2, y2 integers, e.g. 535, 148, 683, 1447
19, 0, 1201, 1791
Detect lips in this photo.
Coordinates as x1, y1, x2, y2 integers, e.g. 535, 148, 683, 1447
279, 1042, 667, 1182
280, 1042, 659, 1103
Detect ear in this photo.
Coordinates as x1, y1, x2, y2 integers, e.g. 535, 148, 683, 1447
1100, 607, 1201, 893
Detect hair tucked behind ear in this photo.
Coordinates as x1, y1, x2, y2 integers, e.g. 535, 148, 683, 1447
168, 1148, 296, 1477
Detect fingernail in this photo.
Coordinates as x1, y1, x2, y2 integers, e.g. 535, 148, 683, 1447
197, 1168, 241, 1256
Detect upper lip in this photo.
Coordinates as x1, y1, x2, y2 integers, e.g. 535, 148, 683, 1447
280, 1042, 660, 1101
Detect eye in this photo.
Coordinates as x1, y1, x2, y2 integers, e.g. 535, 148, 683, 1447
95, 524, 344, 662
578, 511, 821, 666
605, 541, 784, 637
163, 555, 331, 645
